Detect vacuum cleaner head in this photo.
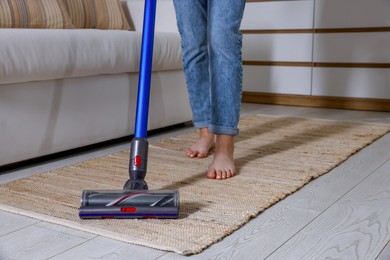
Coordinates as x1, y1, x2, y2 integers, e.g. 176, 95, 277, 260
78, 139, 180, 219
79, 190, 179, 219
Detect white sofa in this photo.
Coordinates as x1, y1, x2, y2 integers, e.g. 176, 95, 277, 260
0, 0, 192, 167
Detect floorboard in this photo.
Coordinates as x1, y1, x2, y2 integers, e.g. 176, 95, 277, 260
0, 224, 88, 260
267, 159, 390, 260
377, 240, 390, 260
49, 236, 166, 260
0, 211, 39, 237
0, 104, 389, 260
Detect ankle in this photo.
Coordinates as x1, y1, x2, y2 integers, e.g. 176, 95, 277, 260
215, 134, 234, 153
199, 128, 215, 140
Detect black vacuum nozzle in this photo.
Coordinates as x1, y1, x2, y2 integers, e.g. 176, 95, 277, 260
79, 190, 179, 219
78, 138, 180, 219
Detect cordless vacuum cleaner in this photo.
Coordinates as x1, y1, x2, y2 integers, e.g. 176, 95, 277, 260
78, 0, 179, 219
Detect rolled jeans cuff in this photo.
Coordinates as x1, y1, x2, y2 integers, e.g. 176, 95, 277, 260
209, 124, 239, 136
193, 121, 210, 129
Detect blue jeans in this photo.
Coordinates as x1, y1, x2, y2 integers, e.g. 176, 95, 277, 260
173, 0, 246, 135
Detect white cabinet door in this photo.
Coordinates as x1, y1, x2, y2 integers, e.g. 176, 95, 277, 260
314, 32, 390, 63
244, 66, 312, 95
241, 1, 314, 30
312, 68, 390, 99
315, 0, 390, 28
243, 34, 313, 62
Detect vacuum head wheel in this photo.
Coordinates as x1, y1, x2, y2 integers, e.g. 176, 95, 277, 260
123, 179, 148, 190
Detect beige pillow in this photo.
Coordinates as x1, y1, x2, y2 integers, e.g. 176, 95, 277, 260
62, 0, 130, 30
0, 0, 74, 29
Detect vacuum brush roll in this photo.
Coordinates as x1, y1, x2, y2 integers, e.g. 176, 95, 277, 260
79, 189, 179, 219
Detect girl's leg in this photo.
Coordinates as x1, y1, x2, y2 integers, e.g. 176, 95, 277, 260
173, 0, 215, 158
208, 0, 245, 136
207, 0, 246, 179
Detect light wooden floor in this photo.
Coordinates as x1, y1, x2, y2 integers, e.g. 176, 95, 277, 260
1, 104, 390, 260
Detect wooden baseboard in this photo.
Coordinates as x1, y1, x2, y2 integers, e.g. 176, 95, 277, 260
242, 92, 390, 112
243, 61, 390, 68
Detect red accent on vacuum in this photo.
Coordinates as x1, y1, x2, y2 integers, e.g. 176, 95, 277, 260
134, 155, 142, 166
121, 207, 137, 213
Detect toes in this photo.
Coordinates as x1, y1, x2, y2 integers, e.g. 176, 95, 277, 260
226, 170, 232, 178
228, 169, 235, 177
207, 169, 216, 179
186, 148, 210, 158
216, 169, 223, 180
218, 170, 232, 180
197, 152, 207, 158
208, 167, 237, 180
187, 153, 196, 158
222, 171, 228, 180
186, 149, 198, 158
187, 152, 207, 158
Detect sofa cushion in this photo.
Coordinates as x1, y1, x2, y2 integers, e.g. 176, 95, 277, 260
62, 0, 130, 30
0, 0, 74, 29
0, 29, 182, 85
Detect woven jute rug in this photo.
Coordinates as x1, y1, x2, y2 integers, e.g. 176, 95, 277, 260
1, 115, 389, 255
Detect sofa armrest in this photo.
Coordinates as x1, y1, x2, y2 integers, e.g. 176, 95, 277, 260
123, 0, 179, 33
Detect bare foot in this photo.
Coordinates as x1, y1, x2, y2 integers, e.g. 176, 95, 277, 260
186, 128, 215, 158
207, 134, 236, 180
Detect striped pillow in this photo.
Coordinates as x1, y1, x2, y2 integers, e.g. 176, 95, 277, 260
62, 0, 130, 30
0, 0, 74, 29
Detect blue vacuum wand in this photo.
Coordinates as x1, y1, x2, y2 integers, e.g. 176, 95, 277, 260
79, 0, 179, 219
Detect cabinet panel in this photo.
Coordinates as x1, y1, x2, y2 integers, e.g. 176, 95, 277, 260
126, 0, 178, 32
312, 68, 390, 99
314, 32, 390, 63
241, 1, 314, 30
315, 0, 390, 28
243, 34, 313, 62
243, 66, 312, 95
